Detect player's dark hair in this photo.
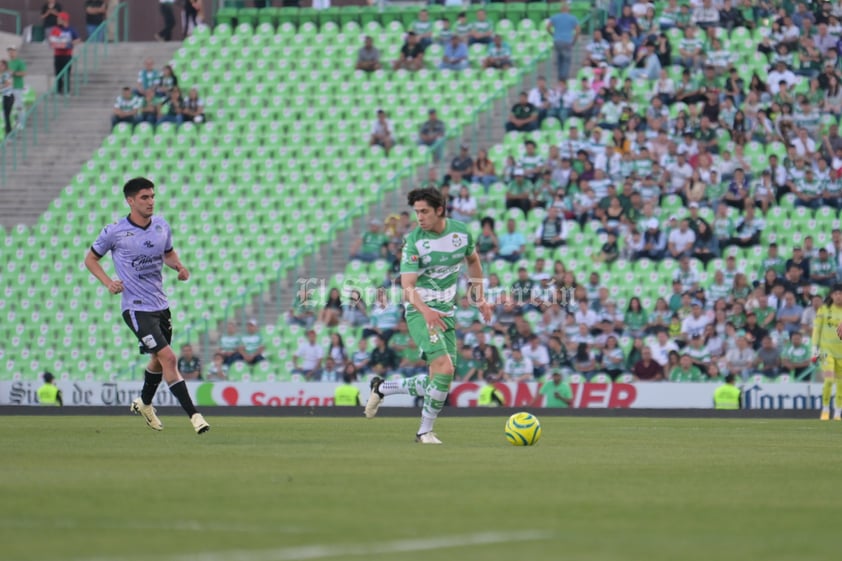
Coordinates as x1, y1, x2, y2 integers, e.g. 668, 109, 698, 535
123, 177, 155, 198
408, 186, 446, 216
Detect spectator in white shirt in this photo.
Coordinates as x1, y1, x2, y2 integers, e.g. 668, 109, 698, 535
680, 300, 711, 342
522, 335, 550, 379
667, 152, 694, 193
668, 218, 697, 258
692, 0, 720, 29
725, 335, 756, 380
584, 29, 611, 67
649, 331, 679, 367
369, 109, 394, 155
766, 61, 798, 95
791, 127, 818, 158
574, 299, 600, 329
450, 185, 477, 222
293, 329, 323, 380
527, 75, 560, 124
503, 345, 536, 382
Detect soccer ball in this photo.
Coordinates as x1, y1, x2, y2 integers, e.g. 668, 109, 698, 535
505, 412, 542, 446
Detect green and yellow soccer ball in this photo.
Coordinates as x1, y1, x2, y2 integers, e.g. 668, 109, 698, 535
505, 412, 542, 446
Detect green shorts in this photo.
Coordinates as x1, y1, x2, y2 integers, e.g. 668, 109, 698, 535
406, 311, 457, 366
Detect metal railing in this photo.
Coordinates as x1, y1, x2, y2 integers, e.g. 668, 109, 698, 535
114, 9, 598, 380
0, 2, 129, 185
0, 8, 22, 36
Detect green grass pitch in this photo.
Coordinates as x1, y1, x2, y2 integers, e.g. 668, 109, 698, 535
1, 415, 840, 561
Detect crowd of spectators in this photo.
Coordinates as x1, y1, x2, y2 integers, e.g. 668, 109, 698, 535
110, 58, 205, 129
249, 1, 842, 385
353, 9, 514, 75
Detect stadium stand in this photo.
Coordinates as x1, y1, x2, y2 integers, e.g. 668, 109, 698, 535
284, 0, 842, 387
1, 7, 566, 383
5, 0, 842, 388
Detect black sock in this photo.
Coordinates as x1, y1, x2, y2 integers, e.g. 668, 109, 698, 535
168, 380, 198, 417
141, 370, 163, 405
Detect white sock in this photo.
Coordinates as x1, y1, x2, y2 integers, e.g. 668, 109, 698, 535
380, 375, 427, 397
823, 406, 831, 413
418, 415, 435, 435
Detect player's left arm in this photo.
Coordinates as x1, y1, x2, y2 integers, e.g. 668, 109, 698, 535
465, 249, 493, 322
163, 249, 190, 281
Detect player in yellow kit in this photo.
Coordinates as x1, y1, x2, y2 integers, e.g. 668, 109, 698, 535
812, 284, 842, 420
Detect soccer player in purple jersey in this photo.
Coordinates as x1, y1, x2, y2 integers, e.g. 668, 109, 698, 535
84, 177, 209, 434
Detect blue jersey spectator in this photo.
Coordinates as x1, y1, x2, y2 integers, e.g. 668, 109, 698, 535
547, 2, 579, 80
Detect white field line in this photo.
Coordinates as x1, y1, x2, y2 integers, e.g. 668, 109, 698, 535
74, 530, 554, 561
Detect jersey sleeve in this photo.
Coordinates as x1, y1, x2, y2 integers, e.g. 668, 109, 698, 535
400, 234, 420, 275
465, 228, 476, 256
812, 306, 824, 352
163, 220, 174, 253
90, 224, 115, 258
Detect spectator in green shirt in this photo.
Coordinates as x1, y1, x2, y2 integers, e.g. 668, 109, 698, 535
6, 46, 25, 127
236, 319, 265, 365
670, 354, 704, 382
532, 371, 572, 408
217, 321, 243, 366
351, 219, 388, 263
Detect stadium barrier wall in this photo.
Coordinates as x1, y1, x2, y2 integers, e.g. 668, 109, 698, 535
0, 381, 826, 410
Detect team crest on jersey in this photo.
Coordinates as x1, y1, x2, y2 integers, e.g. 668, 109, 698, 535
452, 234, 462, 247
422, 240, 431, 250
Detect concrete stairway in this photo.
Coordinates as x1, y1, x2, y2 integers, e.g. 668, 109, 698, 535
0, 42, 182, 229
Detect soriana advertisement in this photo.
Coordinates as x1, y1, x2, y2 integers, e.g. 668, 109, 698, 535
0, 380, 826, 409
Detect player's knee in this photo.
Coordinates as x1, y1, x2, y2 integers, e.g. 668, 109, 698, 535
155, 347, 177, 368
431, 355, 454, 376
147, 356, 162, 372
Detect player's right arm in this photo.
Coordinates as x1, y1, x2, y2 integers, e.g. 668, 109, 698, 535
84, 250, 123, 294
812, 305, 824, 361
403, 273, 446, 332
85, 224, 123, 294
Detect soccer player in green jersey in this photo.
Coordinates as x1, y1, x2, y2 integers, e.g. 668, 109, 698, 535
364, 187, 493, 444
813, 284, 842, 420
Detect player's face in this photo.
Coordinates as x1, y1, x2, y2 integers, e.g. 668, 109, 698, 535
128, 188, 155, 219
832, 290, 842, 307
413, 200, 443, 231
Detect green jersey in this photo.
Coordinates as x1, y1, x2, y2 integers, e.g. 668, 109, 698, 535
455, 305, 480, 329
686, 345, 711, 365
241, 332, 263, 354
219, 333, 241, 352
762, 256, 786, 276
669, 365, 704, 382
360, 231, 388, 256
812, 258, 835, 280
754, 305, 777, 326
401, 219, 475, 315
389, 331, 415, 361
412, 20, 432, 36
782, 342, 810, 365
706, 182, 729, 202
473, 20, 492, 34
8, 59, 25, 90
540, 379, 572, 408
708, 281, 731, 303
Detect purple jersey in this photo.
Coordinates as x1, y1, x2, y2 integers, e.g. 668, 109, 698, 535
91, 215, 174, 312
